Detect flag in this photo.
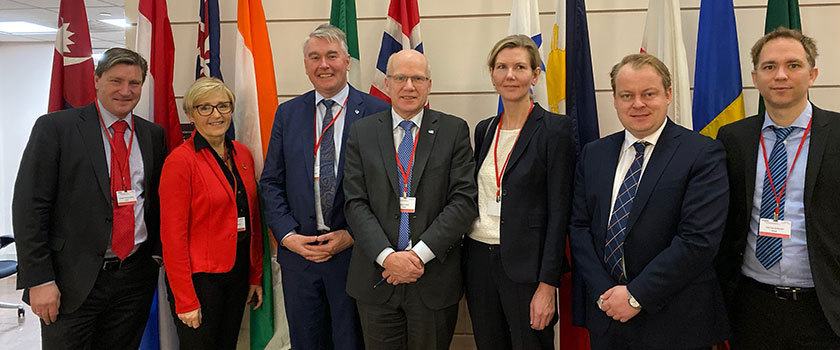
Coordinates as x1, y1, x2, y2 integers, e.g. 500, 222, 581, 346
370, 0, 422, 103
692, 0, 745, 138
48, 0, 95, 112
330, 0, 361, 86
196, 0, 223, 80
546, 0, 566, 115
507, 0, 548, 110
758, 0, 801, 116
641, 0, 692, 129
136, 0, 182, 151
234, 1, 279, 348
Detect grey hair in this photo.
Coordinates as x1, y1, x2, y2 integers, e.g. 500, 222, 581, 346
95, 47, 148, 83
302, 23, 349, 55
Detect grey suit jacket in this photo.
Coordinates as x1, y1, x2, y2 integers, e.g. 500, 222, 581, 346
343, 108, 478, 310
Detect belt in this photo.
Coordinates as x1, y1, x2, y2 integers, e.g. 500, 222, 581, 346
102, 257, 127, 271
743, 276, 816, 301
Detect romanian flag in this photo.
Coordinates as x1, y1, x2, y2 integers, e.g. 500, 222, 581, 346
692, 0, 745, 138
330, 0, 361, 87
48, 0, 94, 112
370, 0, 422, 103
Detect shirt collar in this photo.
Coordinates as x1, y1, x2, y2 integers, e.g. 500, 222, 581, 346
391, 108, 424, 131
762, 101, 812, 130
314, 84, 350, 108
96, 99, 133, 131
622, 117, 668, 151
193, 130, 235, 155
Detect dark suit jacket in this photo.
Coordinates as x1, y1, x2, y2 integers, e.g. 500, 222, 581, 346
472, 104, 575, 286
13, 103, 167, 314
715, 105, 840, 336
569, 119, 730, 348
343, 108, 478, 310
260, 85, 390, 270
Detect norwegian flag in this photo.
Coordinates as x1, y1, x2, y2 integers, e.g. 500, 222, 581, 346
369, 0, 423, 103
196, 0, 223, 79
48, 0, 95, 112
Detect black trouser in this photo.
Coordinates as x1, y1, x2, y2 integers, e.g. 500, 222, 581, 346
41, 245, 159, 350
167, 235, 250, 350
464, 238, 556, 350
730, 276, 840, 349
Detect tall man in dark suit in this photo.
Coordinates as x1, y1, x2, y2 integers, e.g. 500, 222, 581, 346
260, 24, 389, 349
715, 28, 840, 349
13, 47, 167, 349
569, 53, 729, 350
343, 49, 478, 349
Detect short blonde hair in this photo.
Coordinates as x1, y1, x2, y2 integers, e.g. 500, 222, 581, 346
609, 53, 671, 93
182, 77, 235, 115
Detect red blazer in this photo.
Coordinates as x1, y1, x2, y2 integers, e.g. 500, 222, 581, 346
160, 136, 263, 313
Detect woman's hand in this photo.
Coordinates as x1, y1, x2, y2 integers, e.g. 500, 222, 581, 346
248, 285, 264, 310
178, 308, 202, 329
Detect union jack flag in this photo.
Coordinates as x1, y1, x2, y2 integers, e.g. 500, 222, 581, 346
196, 0, 222, 79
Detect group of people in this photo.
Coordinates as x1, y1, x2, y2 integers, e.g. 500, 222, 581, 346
10, 21, 839, 350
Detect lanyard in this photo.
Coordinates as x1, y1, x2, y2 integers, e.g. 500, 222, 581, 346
313, 96, 349, 158
493, 103, 534, 201
759, 117, 812, 220
395, 125, 420, 198
96, 99, 135, 191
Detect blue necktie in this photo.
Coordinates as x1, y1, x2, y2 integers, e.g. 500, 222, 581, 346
319, 99, 337, 225
756, 126, 795, 270
397, 120, 415, 251
605, 141, 647, 284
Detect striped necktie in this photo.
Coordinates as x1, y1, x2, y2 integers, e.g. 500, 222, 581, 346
605, 141, 647, 283
756, 126, 794, 270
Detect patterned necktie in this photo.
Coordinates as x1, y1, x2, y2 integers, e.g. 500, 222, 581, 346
110, 120, 134, 259
605, 141, 647, 283
319, 99, 337, 225
756, 126, 795, 270
397, 120, 415, 251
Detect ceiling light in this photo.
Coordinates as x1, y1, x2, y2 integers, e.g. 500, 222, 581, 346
99, 18, 130, 28
0, 21, 57, 34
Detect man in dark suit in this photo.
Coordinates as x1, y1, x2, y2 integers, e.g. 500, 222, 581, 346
13, 47, 167, 349
343, 49, 478, 349
260, 24, 389, 349
569, 53, 729, 350
715, 27, 840, 349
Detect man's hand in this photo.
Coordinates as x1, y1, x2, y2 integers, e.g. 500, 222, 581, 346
247, 285, 263, 310
311, 230, 354, 255
178, 308, 202, 329
30, 283, 61, 325
381, 251, 424, 285
598, 285, 641, 323
529, 282, 557, 330
281, 234, 332, 262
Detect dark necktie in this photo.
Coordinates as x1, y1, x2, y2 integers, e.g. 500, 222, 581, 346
605, 141, 647, 283
756, 126, 795, 270
397, 120, 415, 250
319, 99, 337, 226
110, 120, 134, 259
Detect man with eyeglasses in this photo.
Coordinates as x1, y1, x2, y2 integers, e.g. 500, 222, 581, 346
13, 47, 167, 349
260, 24, 389, 350
343, 49, 478, 349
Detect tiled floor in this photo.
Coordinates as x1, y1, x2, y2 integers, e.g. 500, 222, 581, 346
0, 275, 40, 350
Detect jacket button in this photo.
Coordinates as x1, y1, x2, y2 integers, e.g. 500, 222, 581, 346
502, 190, 507, 196
500, 219, 505, 225
412, 215, 417, 219
394, 215, 398, 219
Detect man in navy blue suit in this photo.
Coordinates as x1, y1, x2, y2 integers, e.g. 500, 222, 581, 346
569, 53, 730, 349
260, 24, 390, 350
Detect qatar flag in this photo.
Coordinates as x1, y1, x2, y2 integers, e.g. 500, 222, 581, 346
48, 0, 95, 112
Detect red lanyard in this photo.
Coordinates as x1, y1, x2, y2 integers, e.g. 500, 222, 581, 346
759, 117, 812, 220
493, 103, 533, 201
395, 124, 420, 198
313, 96, 349, 158
96, 99, 135, 191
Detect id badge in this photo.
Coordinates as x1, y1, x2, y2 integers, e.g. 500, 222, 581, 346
116, 190, 137, 206
758, 218, 792, 239
313, 164, 320, 181
486, 199, 501, 217
237, 217, 247, 232
399, 197, 417, 213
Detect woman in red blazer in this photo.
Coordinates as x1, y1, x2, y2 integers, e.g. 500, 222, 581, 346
160, 77, 263, 349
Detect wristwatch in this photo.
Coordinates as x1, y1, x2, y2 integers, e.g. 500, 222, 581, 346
627, 291, 642, 310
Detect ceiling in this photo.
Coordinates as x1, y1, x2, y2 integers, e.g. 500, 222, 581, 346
0, 0, 126, 50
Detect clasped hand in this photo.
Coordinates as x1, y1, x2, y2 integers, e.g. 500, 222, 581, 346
598, 285, 641, 323
381, 251, 424, 285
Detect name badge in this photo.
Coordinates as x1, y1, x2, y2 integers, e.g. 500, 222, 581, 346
237, 217, 247, 232
313, 164, 320, 181
758, 218, 792, 239
399, 197, 417, 213
486, 199, 501, 217
116, 190, 137, 206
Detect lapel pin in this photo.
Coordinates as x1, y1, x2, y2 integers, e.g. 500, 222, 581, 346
242, 164, 247, 170
428, 130, 435, 134
355, 109, 360, 114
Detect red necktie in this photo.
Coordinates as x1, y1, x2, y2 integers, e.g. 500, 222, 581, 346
110, 120, 134, 259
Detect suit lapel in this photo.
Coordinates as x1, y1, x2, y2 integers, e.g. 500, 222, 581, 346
302, 92, 317, 186
626, 120, 681, 230
410, 109, 438, 194
598, 133, 623, 235
133, 117, 154, 212
337, 87, 363, 187
503, 105, 542, 178
377, 112, 402, 197
78, 104, 112, 205
200, 148, 236, 202
475, 116, 499, 175
740, 115, 764, 215
804, 105, 830, 207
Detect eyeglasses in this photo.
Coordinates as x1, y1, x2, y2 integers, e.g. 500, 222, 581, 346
193, 102, 232, 116
387, 75, 430, 84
